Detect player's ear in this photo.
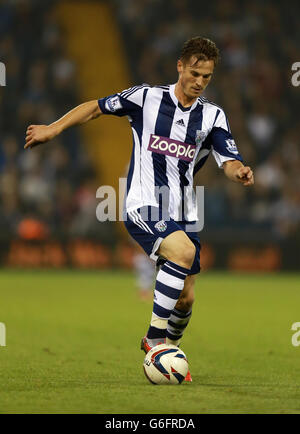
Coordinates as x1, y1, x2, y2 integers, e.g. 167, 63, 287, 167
177, 59, 184, 75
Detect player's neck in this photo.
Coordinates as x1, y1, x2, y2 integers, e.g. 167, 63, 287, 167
174, 82, 197, 108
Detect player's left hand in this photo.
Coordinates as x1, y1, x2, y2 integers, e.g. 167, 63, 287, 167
236, 166, 254, 186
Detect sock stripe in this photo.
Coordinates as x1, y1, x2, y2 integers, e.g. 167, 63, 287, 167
154, 290, 181, 311
155, 281, 182, 300
147, 326, 166, 339
161, 264, 188, 280
163, 263, 187, 276
153, 302, 172, 319
172, 309, 192, 319
168, 319, 188, 330
164, 260, 190, 275
157, 269, 186, 289
166, 331, 183, 341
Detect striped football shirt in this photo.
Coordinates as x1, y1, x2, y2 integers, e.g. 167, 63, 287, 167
98, 83, 243, 222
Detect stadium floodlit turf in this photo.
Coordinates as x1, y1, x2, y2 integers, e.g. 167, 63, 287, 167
0, 269, 300, 414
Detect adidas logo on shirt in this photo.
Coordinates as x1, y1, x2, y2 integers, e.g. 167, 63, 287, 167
175, 119, 185, 126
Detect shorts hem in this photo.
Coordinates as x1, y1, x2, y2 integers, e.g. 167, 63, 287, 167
149, 237, 164, 261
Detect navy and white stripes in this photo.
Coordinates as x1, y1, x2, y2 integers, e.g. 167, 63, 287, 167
167, 308, 192, 343
147, 260, 189, 339
98, 83, 243, 222
153, 261, 188, 319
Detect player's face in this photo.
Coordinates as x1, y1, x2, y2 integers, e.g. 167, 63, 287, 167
177, 56, 214, 101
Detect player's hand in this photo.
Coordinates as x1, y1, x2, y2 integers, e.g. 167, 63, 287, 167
24, 124, 58, 149
236, 166, 254, 186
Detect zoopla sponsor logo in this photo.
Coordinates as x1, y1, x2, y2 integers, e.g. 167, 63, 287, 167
148, 134, 196, 162
291, 62, 300, 87
95, 178, 205, 232
0, 323, 6, 346
0, 62, 6, 86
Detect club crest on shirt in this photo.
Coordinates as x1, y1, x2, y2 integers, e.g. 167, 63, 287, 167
154, 220, 167, 232
195, 130, 206, 145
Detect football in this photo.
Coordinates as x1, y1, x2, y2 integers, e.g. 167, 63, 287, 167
143, 344, 189, 385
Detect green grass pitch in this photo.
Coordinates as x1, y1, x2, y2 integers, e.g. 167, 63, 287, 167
0, 269, 300, 414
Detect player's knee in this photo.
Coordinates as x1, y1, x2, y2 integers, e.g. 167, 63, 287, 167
175, 243, 196, 269
159, 233, 196, 269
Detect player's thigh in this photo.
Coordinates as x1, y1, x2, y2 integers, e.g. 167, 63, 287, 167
157, 230, 196, 268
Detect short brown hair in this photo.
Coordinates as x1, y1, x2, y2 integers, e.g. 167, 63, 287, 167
180, 37, 220, 66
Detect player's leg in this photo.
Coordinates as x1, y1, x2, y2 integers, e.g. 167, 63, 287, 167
124, 207, 197, 351
176, 274, 196, 311
165, 234, 200, 350
145, 230, 195, 344
166, 274, 196, 346
166, 273, 197, 382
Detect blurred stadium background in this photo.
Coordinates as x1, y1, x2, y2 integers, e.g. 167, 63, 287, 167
0, 0, 299, 272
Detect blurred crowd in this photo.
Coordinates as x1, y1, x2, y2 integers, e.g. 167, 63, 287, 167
114, 0, 300, 240
0, 0, 105, 243
0, 0, 299, 247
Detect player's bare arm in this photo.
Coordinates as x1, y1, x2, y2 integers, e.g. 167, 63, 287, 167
24, 100, 102, 149
223, 160, 254, 186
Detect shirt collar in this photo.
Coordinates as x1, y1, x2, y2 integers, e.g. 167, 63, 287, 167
169, 83, 199, 112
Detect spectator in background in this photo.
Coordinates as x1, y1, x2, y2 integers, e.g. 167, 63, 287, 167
1, 0, 299, 246
0, 1, 111, 246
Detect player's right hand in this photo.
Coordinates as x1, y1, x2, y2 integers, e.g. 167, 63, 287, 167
24, 124, 58, 149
